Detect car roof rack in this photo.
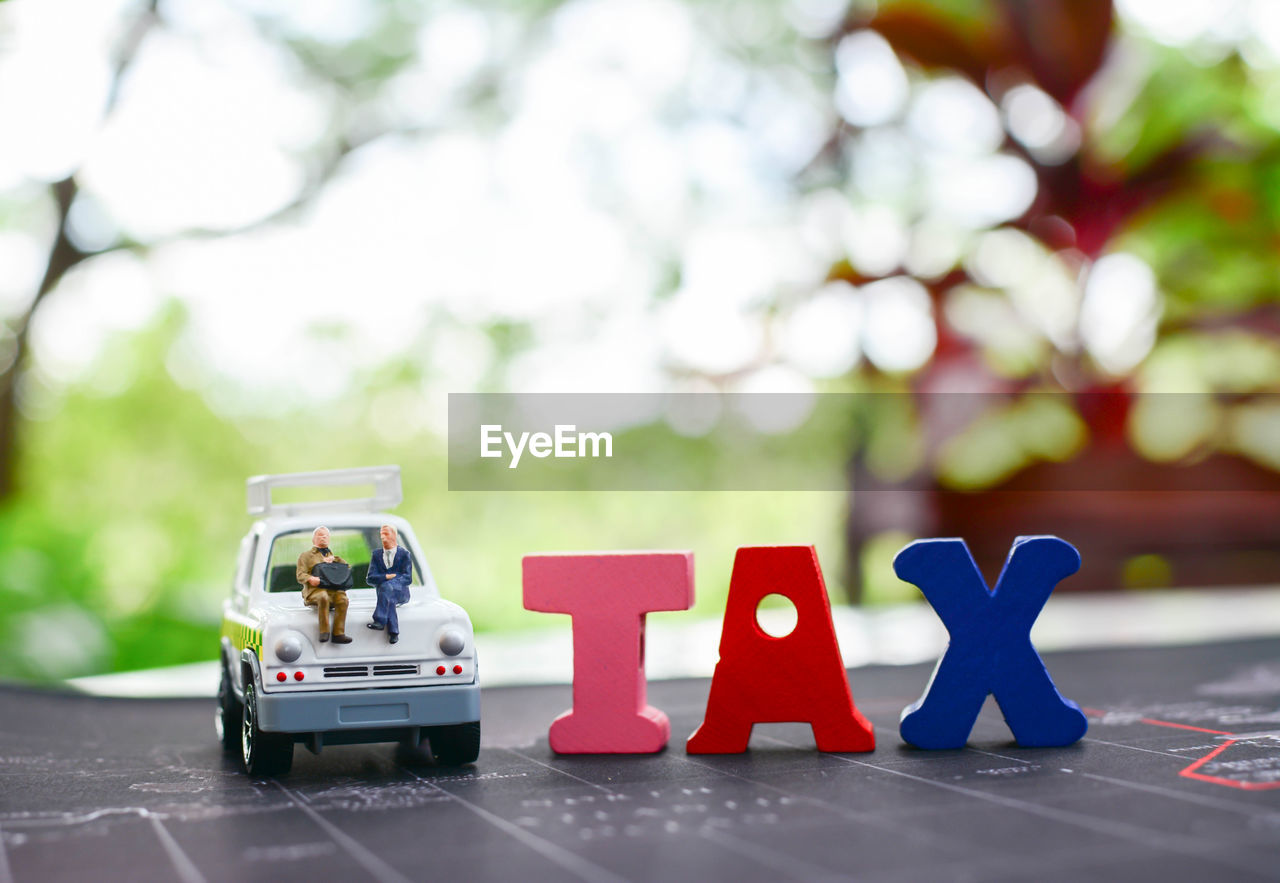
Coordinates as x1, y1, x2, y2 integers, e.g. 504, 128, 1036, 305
246, 465, 403, 517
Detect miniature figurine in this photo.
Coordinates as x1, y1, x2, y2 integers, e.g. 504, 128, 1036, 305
297, 526, 353, 644
367, 523, 412, 643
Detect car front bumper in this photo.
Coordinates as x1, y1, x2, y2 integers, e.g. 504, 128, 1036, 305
256, 682, 481, 734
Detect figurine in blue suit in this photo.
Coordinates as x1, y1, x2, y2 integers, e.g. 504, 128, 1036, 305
367, 524, 412, 643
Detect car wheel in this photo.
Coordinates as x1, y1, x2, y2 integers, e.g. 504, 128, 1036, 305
241, 680, 293, 776
427, 721, 480, 765
216, 665, 243, 753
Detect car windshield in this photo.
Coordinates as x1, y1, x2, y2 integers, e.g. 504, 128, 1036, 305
265, 527, 424, 593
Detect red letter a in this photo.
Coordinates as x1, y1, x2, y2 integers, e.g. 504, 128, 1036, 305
686, 546, 874, 754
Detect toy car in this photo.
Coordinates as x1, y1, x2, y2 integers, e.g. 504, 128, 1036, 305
216, 466, 480, 775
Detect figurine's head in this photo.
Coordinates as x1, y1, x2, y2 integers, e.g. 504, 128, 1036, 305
380, 524, 398, 549
312, 526, 331, 548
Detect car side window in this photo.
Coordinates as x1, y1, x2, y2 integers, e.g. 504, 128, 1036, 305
233, 534, 258, 595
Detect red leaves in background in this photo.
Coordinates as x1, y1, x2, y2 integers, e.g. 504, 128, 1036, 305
997, 0, 1113, 108
857, 1, 1114, 111
866, 6, 1004, 87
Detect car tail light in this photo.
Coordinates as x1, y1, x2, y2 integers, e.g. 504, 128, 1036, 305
452, 665, 462, 674
276, 672, 287, 682
294, 671, 305, 681
436, 665, 446, 675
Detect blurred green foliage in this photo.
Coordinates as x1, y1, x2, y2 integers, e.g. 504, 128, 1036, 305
0, 305, 843, 682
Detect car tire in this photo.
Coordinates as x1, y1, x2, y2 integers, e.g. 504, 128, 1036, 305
241, 680, 293, 776
426, 721, 480, 765
216, 665, 243, 753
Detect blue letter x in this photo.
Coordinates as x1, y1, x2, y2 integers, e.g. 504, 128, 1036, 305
895, 536, 1088, 749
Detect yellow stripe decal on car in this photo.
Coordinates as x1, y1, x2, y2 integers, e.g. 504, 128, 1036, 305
222, 619, 263, 656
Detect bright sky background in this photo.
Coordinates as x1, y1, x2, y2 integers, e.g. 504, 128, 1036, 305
2, 0, 1279, 428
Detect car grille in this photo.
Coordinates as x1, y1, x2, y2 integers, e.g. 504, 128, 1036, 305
374, 664, 420, 676
321, 664, 422, 678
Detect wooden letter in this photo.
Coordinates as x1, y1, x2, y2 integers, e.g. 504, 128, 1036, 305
895, 536, 1088, 749
523, 552, 694, 754
687, 546, 874, 754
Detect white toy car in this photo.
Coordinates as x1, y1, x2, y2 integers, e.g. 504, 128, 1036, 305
216, 466, 480, 775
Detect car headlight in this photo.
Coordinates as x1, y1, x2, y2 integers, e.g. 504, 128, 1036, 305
274, 631, 305, 663
439, 629, 466, 656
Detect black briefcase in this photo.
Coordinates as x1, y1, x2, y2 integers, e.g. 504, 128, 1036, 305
311, 561, 353, 590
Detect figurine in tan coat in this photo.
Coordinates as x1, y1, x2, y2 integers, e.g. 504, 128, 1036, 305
297, 526, 352, 644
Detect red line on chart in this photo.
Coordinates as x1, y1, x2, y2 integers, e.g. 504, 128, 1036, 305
1082, 708, 1233, 736
1138, 719, 1234, 736
1177, 740, 1280, 791
1086, 707, 1280, 791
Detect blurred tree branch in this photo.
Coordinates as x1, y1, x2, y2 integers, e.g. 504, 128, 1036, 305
0, 1, 163, 501
0, 1, 424, 500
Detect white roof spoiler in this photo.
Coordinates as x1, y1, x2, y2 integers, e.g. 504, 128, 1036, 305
246, 465, 403, 517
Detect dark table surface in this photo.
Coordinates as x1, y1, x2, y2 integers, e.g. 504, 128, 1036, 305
3, 638, 1280, 882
